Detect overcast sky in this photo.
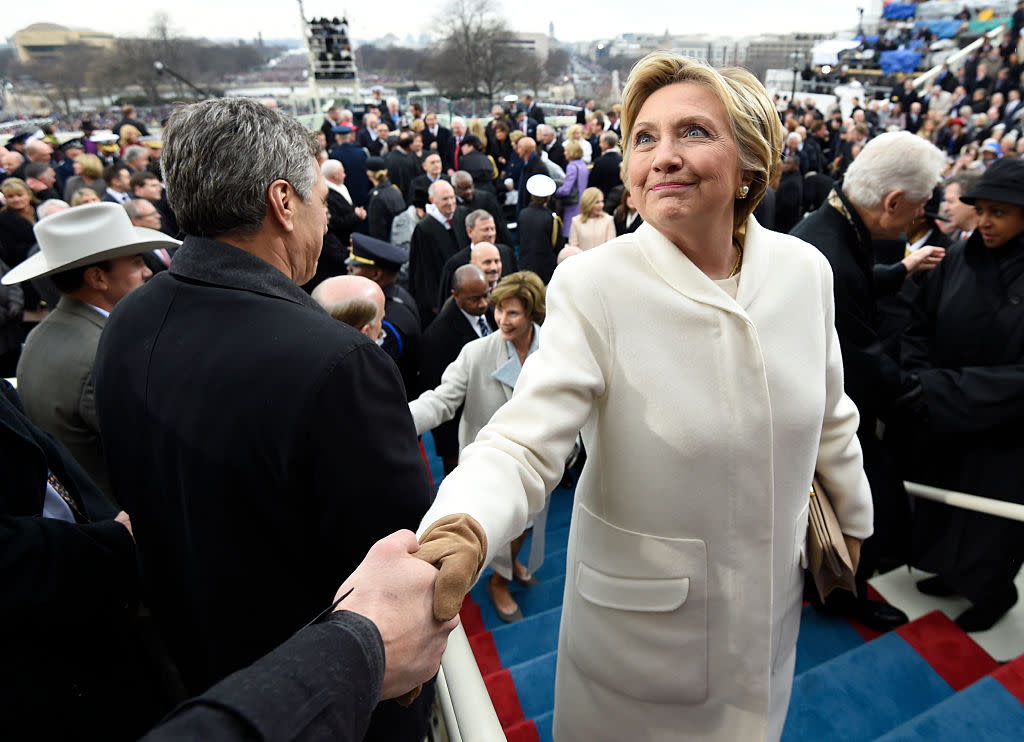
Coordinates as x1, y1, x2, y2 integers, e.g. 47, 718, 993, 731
4, 1, 876, 45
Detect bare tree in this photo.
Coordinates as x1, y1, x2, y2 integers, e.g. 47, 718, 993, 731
33, 44, 99, 115
429, 0, 517, 100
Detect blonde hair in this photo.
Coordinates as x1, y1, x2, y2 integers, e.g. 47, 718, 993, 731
567, 123, 585, 140
489, 270, 546, 323
578, 187, 604, 223
510, 130, 525, 145
119, 124, 141, 148
70, 188, 100, 206
564, 140, 583, 161
469, 118, 487, 150
621, 51, 784, 235
75, 153, 104, 178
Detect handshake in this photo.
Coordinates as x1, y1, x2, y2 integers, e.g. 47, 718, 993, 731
344, 514, 487, 703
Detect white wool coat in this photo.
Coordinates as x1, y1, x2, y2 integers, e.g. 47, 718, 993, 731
419, 217, 873, 742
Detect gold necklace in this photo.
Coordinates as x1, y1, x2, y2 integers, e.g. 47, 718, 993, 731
729, 238, 743, 278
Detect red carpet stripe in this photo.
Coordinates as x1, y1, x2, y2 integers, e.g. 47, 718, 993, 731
992, 654, 1024, 704
458, 594, 485, 637
896, 610, 998, 691
503, 718, 542, 742
482, 668, 526, 727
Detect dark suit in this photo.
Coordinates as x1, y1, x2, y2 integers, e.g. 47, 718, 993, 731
93, 237, 434, 741
0, 379, 168, 742
527, 103, 545, 125
517, 152, 548, 213
386, 149, 422, 201
422, 126, 454, 170
790, 189, 911, 575
542, 139, 567, 170
356, 126, 385, 157
381, 282, 422, 397
417, 300, 494, 465
409, 213, 462, 324
458, 150, 496, 195
589, 150, 623, 197
408, 173, 448, 206
454, 189, 513, 248
141, 611, 385, 742
330, 143, 371, 208
435, 242, 517, 308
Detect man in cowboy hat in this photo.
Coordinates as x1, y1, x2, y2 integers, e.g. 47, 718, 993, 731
3, 202, 179, 501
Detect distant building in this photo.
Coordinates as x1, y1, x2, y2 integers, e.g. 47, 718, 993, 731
744, 34, 824, 82
498, 32, 550, 61
13, 23, 115, 65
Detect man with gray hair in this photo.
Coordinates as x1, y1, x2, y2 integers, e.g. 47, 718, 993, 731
92, 98, 440, 741
791, 131, 947, 632
122, 144, 150, 173
588, 130, 622, 197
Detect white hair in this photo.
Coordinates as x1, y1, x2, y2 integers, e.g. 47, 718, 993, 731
843, 132, 945, 209
36, 199, 69, 220
321, 159, 342, 178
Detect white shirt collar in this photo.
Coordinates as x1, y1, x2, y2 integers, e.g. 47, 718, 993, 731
426, 203, 452, 228
458, 306, 489, 336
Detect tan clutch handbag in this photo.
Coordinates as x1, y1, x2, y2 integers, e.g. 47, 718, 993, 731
806, 475, 857, 601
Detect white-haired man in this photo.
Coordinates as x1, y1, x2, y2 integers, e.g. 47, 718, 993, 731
791, 131, 947, 631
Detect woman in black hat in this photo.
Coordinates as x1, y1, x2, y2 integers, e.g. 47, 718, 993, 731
893, 156, 1024, 632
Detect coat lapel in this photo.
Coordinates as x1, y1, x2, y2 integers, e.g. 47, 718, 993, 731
634, 218, 766, 318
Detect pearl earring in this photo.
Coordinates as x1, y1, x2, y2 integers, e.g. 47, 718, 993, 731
737, 185, 750, 199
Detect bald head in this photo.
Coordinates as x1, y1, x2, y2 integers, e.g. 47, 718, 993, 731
469, 242, 501, 287
452, 264, 489, 316
312, 275, 386, 342
517, 137, 536, 158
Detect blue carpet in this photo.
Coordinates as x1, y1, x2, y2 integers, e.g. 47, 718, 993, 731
532, 710, 554, 742
793, 603, 869, 675
782, 632, 955, 742
874, 676, 1024, 742
508, 651, 557, 720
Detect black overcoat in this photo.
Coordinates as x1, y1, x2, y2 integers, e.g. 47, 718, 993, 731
894, 232, 1024, 600
93, 237, 433, 739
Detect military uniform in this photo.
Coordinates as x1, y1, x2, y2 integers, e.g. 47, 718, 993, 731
347, 234, 421, 397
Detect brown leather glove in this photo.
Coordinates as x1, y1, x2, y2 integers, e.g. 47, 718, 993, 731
414, 513, 488, 621
395, 514, 488, 707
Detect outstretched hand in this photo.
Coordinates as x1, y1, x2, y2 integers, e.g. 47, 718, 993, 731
336, 530, 459, 701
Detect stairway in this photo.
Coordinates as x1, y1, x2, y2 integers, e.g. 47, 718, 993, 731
421, 435, 1024, 741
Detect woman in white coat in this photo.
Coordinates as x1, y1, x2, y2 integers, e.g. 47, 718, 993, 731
415, 53, 873, 742
410, 270, 548, 622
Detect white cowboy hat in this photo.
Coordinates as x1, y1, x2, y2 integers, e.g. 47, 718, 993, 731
1, 202, 181, 285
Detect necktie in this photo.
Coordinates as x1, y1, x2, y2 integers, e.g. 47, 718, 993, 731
478, 317, 490, 337
454, 138, 461, 169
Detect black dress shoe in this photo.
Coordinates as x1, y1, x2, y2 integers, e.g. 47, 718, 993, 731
916, 575, 957, 597
849, 599, 910, 632
955, 585, 1018, 633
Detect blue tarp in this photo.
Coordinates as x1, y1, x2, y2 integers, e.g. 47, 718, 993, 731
914, 19, 963, 38
879, 49, 923, 74
883, 2, 917, 20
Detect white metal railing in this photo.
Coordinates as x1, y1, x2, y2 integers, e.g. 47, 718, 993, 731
905, 481, 1024, 523
913, 22, 1009, 89
435, 621, 507, 741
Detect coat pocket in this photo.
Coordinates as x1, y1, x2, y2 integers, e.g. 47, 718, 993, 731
565, 503, 708, 704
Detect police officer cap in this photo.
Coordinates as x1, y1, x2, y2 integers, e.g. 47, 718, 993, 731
365, 155, 387, 171
348, 233, 409, 273
526, 174, 556, 198
331, 124, 354, 134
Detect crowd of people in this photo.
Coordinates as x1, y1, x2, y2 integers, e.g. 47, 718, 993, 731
0, 36, 1022, 742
